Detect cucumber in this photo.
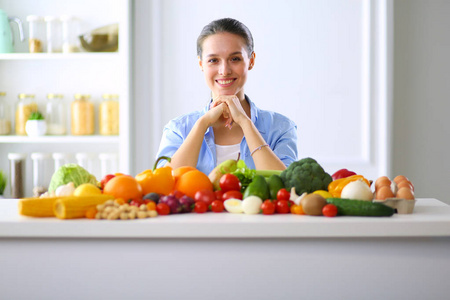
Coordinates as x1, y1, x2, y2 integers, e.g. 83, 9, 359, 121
326, 198, 394, 217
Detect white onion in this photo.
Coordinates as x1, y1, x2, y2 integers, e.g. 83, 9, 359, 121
341, 179, 373, 201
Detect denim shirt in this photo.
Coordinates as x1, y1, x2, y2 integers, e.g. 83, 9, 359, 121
156, 96, 298, 175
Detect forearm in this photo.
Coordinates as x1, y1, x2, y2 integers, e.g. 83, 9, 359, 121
167, 117, 209, 169
240, 119, 286, 171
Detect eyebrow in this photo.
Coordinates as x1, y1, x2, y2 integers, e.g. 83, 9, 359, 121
205, 51, 243, 58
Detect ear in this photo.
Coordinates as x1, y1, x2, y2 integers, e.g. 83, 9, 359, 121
198, 56, 203, 71
248, 52, 256, 70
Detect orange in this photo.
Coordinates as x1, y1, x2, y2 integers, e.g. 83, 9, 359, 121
173, 166, 197, 184
175, 170, 213, 199
103, 175, 143, 201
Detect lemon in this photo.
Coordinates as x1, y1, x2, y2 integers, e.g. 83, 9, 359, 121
73, 183, 102, 197
313, 190, 333, 199
224, 199, 243, 214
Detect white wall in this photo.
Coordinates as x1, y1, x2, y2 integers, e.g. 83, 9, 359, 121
393, 0, 450, 203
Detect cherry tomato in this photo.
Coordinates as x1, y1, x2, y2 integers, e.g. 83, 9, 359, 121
322, 204, 338, 217
219, 173, 241, 192
156, 203, 170, 215
130, 198, 144, 207
100, 174, 115, 190
222, 190, 243, 200
194, 201, 208, 213
211, 200, 224, 213
261, 200, 275, 215
276, 188, 291, 201
194, 189, 216, 206
215, 190, 224, 201
276, 199, 290, 214
290, 204, 305, 215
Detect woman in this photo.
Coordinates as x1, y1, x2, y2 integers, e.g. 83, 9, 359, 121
156, 18, 298, 174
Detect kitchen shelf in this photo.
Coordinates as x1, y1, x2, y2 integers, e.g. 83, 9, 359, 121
0, 135, 119, 144
0, 52, 121, 60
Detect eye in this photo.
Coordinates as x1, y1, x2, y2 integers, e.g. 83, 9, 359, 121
208, 58, 218, 63
231, 57, 242, 62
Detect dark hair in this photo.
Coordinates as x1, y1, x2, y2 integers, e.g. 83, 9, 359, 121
197, 18, 254, 59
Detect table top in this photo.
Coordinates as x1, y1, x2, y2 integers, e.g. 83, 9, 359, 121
1, 198, 449, 238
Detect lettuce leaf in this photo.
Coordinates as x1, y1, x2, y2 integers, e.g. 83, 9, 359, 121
48, 163, 98, 192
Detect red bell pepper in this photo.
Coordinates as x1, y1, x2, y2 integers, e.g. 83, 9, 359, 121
331, 168, 357, 181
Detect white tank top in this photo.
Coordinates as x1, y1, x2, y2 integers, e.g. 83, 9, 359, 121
216, 143, 240, 165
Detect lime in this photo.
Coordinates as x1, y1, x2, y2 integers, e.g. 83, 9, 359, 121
74, 183, 102, 197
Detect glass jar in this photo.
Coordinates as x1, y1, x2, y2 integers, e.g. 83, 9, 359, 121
52, 152, 72, 172
44, 16, 62, 53
26, 15, 45, 53
31, 152, 51, 197
46, 93, 66, 135
99, 94, 119, 135
71, 94, 94, 135
8, 153, 26, 198
61, 15, 81, 53
75, 152, 95, 174
0, 92, 11, 135
15, 94, 38, 135
99, 153, 118, 179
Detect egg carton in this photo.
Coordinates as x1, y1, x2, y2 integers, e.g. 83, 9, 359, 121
373, 198, 416, 214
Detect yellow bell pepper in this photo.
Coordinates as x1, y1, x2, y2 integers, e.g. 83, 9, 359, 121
328, 174, 370, 198
135, 156, 175, 196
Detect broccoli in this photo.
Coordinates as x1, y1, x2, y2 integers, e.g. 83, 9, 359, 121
280, 157, 332, 195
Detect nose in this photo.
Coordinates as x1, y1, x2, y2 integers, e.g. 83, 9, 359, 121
219, 61, 231, 76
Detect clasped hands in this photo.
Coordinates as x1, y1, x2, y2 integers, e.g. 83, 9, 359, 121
208, 95, 248, 129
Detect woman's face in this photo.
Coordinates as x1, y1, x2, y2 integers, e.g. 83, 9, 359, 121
199, 32, 255, 99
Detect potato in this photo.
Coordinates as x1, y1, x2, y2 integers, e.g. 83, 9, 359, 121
301, 193, 327, 216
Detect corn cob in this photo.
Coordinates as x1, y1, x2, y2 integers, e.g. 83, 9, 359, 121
18, 197, 60, 217
54, 195, 114, 219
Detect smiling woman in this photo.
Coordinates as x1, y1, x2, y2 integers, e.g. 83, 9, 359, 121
155, 18, 298, 175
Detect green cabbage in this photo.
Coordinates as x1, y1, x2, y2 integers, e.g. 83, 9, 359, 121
48, 163, 98, 193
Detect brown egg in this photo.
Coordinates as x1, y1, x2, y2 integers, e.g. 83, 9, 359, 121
397, 180, 414, 191
393, 175, 408, 184
396, 187, 415, 200
375, 185, 395, 200
375, 176, 391, 191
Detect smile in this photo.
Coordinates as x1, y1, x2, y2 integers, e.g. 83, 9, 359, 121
216, 79, 236, 86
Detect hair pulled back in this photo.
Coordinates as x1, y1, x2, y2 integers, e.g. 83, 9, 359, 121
197, 18, 254, 59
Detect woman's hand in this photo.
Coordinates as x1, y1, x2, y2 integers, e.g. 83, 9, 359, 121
210, 95, 250, 128
201, 101, 231, 127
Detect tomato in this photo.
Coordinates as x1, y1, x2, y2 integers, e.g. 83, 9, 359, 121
130, 198, 144, 207
290, 204, 304, 215
215, 190, 225, 201
222, 190, 243, 201
156, 203, 170, 215
194, 189, 216, 206
100, 174, 116, 190
322, 204, 338, 217
211, 200, 224, 213
275, 199, 290, 214
219, 173, 241, 192
194, 201, 208, 213
276, 188, 290, 201
261, 200, 275, 215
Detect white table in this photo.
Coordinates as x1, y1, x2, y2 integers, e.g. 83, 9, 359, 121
1, 198, 450, 300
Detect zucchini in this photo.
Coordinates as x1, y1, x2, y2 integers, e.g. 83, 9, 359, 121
326, 198, 394, 217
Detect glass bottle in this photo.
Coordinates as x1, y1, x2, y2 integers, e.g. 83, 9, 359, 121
61, 15, 81, 53
99, 94, 119, 135
8, 153, 26, 198
15, 94, 38, 135
75, 152, 95, 174
0, 92, 11, 135
26, 15, 45, 53
46, 93, 66, 135
99, 153, 118, 178
71, 94, 94, 135
52, 152, 72, 172
31, 152, 51, 197
44, 16, 62, 53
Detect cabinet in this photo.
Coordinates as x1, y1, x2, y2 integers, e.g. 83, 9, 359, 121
0, 0, 131, 197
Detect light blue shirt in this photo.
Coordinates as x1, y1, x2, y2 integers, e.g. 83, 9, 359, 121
156, 96, 298, 175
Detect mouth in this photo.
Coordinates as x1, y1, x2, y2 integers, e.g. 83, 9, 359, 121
215, 78, 236, 87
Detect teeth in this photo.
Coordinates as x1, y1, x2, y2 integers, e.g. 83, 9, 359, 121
218, 79, 233, 84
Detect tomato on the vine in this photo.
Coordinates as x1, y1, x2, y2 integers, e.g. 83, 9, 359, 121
222, 190, 243, 200
275, 199, 291, 214
219, 173, 241, 192
194, 189, 215, 206
194, 201, 208, 213
276, 188, 290, 201
156, 203, 170, 215
322, 204, 338, 217
210, 200, 224, 213
261, 200, 275, 215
